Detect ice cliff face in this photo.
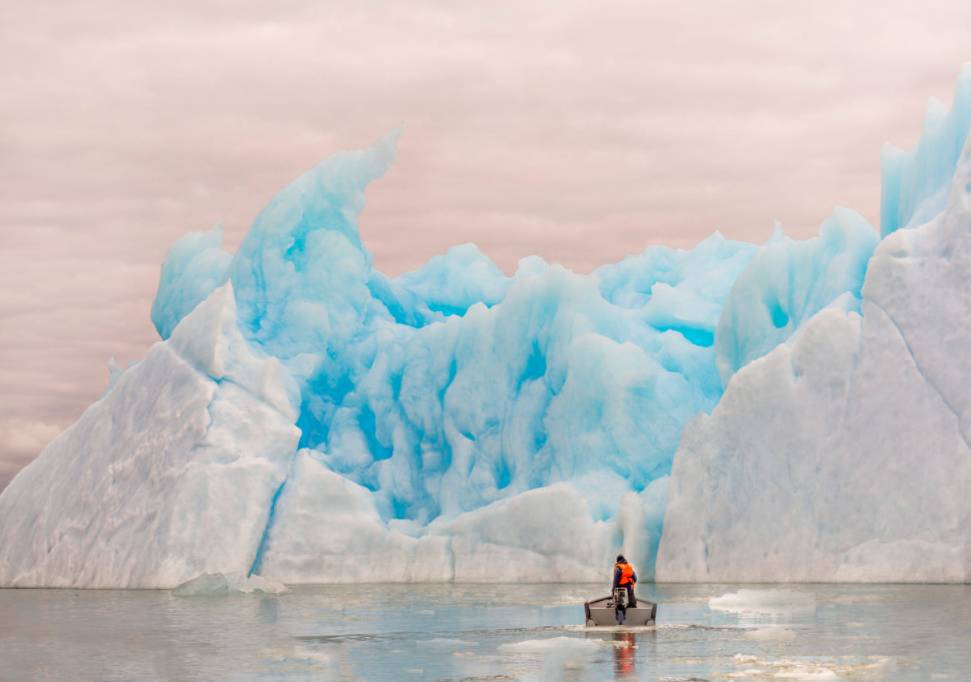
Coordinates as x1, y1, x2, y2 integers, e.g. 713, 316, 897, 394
0, 286, 300, 587
2, 68, 970, 588
657, 66, 971, 582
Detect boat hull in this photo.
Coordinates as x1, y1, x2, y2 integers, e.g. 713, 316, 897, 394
584, 595, 657, 626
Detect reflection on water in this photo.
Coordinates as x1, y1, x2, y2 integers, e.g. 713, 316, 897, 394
0, 583, 969, 680
613, 631, 637, 677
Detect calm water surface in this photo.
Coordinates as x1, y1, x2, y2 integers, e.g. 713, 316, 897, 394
1, 583, 969, 680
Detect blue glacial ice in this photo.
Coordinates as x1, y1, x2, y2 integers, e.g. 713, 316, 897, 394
151, 136, 772, 543
151, 226, 232, 340
714, 208, 877, 383
2, 69, 971, 587
881, 64, 971, 235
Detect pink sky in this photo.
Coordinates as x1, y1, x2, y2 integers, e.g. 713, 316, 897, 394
1, 1, 970, 488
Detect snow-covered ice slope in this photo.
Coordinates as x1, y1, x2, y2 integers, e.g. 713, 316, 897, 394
657, 69, 971, 582
2, 68, 970, 587
0, 285, 301, 587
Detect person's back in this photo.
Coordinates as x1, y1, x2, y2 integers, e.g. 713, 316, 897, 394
612, 554, 637, 608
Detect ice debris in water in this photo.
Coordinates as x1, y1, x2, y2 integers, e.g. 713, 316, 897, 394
173, 572, 288, 596
498, 637, 603, 654
708, 590, 815, 614
744, 627, 798, 642
2, 69, 971, 588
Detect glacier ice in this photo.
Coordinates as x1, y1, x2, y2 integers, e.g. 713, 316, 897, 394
657, 84, 971, 582
0, 285, 300, 587
151, 226, 231, 340
714, 208, 877, 384
2, 68, 971, 587
881, 65, 971, 236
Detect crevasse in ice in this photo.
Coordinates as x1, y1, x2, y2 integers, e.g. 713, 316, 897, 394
1, 68, 969, 587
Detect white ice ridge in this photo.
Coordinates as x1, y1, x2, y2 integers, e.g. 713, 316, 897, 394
657, 125, 971, 582
0, 285, 301, 587
2, 68, 970, 587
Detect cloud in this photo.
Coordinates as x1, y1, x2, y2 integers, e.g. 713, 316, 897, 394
1, 0, 970, 484
0, 419, 62, 457
0, 418, 63, 490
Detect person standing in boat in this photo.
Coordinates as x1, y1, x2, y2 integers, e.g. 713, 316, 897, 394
613, 555, 637, 607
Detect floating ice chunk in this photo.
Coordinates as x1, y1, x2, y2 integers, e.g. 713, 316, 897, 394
709, 590, 815, 614
423, 638, 478, 648
744, 627, 798, 642
500, 637, 604, 679
498, 637, 603, 654
773, 669, 839, 681
173, 571, 288, 596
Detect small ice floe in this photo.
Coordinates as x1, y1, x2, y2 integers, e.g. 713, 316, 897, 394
173, 571, 289, 596
744, 627, 798, 642
729, 654, 836, 680
498, 636, 602, 654
709, 589, 815, 614
287, 645, 333, 666
423, 637, 478, 648
262, 643, 335, 671
729, 653, 891, 680
500, 637, 606, 679
828, 593, 884, 605
773, 669, 839, 681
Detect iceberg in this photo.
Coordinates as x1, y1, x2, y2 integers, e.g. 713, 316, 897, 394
657, 70, 971, 583
173, 571, 288, 596
2, 67, 970, 587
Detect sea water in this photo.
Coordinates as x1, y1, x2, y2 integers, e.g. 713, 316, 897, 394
1, 583, 969, 680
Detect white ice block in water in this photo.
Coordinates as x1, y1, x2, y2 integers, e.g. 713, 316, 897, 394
173, 571, 288, 596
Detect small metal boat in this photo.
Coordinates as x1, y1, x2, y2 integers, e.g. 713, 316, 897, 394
584, 588, 657, 626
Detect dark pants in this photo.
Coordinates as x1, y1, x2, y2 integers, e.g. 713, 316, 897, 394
623, 584, 637, 608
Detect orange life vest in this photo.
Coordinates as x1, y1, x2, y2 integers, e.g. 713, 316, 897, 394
615, 561, 635, 586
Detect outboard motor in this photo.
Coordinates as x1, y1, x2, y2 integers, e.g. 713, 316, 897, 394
612, 587, 629, 625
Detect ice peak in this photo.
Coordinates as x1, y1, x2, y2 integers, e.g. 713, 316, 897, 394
881, 66, 971, 236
